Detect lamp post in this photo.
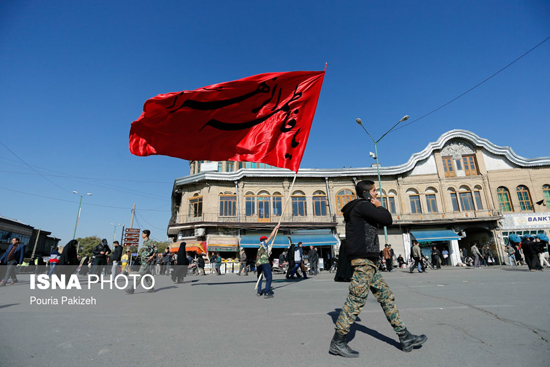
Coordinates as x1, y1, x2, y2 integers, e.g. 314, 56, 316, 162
73, 191, 92, 240
355, 115, 409, 244
110, 223, 121, 242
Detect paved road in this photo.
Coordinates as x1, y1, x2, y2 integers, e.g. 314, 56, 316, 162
1, 265, 549, 367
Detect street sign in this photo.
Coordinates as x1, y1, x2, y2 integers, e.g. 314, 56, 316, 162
124, 228, 140, 246
125, 228, 140, 233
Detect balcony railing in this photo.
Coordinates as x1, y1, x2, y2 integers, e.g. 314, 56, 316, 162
394, 209, 503, 223
175, 212, 337, 225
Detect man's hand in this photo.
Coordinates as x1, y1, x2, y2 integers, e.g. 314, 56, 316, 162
371, 197, 382, 208
100, 251, 105, 255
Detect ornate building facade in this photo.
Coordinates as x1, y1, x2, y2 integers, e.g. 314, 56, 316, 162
168, 130, 550, 266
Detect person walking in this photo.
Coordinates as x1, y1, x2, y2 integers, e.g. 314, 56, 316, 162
197, 254, 206, 275
110, 241, 123, 276
506, 245, 516, 266
162, 247, 172, 276
309, 246, 319, 275
330, 180, 426, 357
92, 239, 110, 275
0, 238, 26, 286
172, 242, 189, 283
238, 248, 248, 276
48, 247, 61, 276
471, 242, 483, 269
125, 230, 157, 294
535, 236, 550, 268
121, 250, 130, 275
256, 224, 279, 298
431, 247, 441, 269
410, 241, 423, 273
382, 244, 392, 272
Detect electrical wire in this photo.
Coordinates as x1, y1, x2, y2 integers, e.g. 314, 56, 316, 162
393, 35, 550, 132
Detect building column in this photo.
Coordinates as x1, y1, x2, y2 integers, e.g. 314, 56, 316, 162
449, 239, 460, 266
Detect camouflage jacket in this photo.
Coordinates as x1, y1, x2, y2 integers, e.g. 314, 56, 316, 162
140, 239, 157, 264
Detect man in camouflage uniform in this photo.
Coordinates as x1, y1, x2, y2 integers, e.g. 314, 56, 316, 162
125, 229, 157, 294
256, 224, 279, 299
330, 180, 427, 357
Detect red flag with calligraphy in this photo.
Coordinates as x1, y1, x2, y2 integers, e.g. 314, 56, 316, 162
129, 70, 325, 172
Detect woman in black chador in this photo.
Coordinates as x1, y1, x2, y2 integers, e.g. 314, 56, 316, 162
57, 239, 79, 283
172, 242, 189, 283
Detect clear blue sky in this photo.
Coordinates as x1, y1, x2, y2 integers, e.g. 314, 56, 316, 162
1, 0, 549, 246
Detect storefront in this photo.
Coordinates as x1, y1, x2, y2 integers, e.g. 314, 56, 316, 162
288, 229, 339, 270
410, 230, 461, 266
499, 213, 550, 245
169, 240, 206, 255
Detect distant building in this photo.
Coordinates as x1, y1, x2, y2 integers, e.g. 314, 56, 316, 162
0, 216, 60, 257
168, 130, 550, 266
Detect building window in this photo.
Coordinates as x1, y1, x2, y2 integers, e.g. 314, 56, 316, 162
455, 159, 462, 170
459, 190, 475, 211
388, 197, 396, 214
292, 192, 307, 216
189, 196, 203, 217
450, 192, 460, 212
257, 195, 270, 219
272, 193, 282, 216
426, 194, 437, 213
409, 195, 422, 214
313, 194, 328, 216
497, 187, 513, 212
462, 155, 478, 176
245, 193, 255, 216
219, 195, 236, 216
516, 185, 533, 211
442, 157, 455, 177
336, 189, 355, 214
474, 190, 483, 210
544, 185, 550, 208
226, 162, 234, 172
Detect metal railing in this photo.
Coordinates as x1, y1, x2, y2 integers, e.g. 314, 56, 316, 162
176, 212, 336, 224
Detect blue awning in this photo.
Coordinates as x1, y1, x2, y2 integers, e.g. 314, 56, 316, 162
239, 234, 290, 248
411, 230, 460, 242
289, 233, 339, 247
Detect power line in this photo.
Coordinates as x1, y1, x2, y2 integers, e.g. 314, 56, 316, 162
393, 35, 550, 132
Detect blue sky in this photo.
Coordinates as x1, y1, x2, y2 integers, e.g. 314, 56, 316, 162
1, 0, 549, 247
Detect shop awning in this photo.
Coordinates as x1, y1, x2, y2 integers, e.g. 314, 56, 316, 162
170, 240, 206, 254
240, 234, 290, 248
207, 236, 239, 252
410, 230, 460, 242
289, 232, 339, 247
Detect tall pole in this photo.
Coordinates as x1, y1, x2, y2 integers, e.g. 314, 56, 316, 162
356, 115, 409, 246
73, 195, 83, 240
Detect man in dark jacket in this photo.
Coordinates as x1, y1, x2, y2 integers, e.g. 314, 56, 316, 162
309, 246, 319, 275
0, 238, 26, 286
92, 239, 110, 275
330, 180, 427, 357
110, 241, 123, 276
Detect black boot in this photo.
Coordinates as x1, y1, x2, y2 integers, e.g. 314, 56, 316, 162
329, 331, 359, 358
398, 329, 427, 352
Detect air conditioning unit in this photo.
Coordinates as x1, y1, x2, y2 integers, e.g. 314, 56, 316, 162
195, 228, 205, 237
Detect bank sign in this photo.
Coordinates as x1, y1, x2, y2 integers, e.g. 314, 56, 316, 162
502, 213, 550, 229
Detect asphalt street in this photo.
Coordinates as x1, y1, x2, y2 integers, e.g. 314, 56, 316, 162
0, 265, 548, 367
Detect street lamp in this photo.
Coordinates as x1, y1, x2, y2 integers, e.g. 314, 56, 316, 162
73, 191, 92, 240
355, 115, 409, 244
110, 223, 121, 242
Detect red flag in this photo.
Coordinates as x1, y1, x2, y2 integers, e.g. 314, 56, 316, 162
129, 70, 325, 172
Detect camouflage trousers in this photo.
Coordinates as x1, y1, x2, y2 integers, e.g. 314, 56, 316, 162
133, 263, 153, 288
335, 258, 405, 335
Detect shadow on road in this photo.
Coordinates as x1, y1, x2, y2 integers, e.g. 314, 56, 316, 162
328, 308, 402, 350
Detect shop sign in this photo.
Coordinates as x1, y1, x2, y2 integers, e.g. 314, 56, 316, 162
502, 214, 550, 229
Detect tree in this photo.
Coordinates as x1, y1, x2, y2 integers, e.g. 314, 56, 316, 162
152, 240, 171, 254
76, 236, 101, 256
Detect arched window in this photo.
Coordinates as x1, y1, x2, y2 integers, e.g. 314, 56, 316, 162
189, 193, 203, 217
272, 192, 283, 216
425, 187, 438, 213
473, 185, 483, 210
544, 185, 550, 208
257, 191, 271, 220
336, 189, 355, 214
245, 192, 255, 216
497, 187, 513, 212
292, 191, 307, 216
459, 186, 475, 211
448, 188, 460, 212
313, 191, 328, 216
387, 190, 397, 214
407, 189, 422, 214
516, 185, 533, 211
219, 193, 236, 217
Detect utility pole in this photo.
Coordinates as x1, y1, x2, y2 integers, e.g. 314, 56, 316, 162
130, 204, 136, 228
32, 228, 41, 259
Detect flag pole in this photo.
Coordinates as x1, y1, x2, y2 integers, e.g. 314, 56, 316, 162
255, 171, 298, 290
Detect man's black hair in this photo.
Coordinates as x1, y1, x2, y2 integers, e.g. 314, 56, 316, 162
143, 229, 151, 236
355, 180, 375, 197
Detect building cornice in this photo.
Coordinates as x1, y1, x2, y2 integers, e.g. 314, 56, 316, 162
174, 129, 550, 186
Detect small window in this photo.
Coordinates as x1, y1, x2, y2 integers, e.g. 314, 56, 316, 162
189, 196, 203, 217
462, 155, 478, 176
388, 197, 396, 214
474, 191, 483, 210
442, 157, 456, 177
409, 195, 422, 214
219, 195, 236, 216
516, 185, 533, 211
272, 194, 282, 216
542, 185, 550, 208
313, 195, 328, 216
459, 189, 475, 211
426, 194, 438, 213
455, 159, 462, 170
245, 194, 255, 216
292, 195, 307, 216
450, 192, 460, 212
336, 189, 355, 214
497, 187, 513, 212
